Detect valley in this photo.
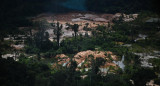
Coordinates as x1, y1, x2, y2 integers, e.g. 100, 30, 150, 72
0, 0, 160, 86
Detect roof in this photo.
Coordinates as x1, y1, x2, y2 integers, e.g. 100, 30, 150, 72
146, 18, 160, 23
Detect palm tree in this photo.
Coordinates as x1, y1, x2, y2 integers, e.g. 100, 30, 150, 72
72, 24, 79, 39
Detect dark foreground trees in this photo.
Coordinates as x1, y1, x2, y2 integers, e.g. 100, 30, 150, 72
0, 58, 34, 86
131, 68, 157, 86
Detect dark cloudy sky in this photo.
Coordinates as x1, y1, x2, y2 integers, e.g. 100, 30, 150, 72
62, 0, 86, 11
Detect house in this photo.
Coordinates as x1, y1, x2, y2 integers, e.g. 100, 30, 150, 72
146, 18, 160, 23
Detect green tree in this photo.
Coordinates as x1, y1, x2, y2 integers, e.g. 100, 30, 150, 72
52, 22, 63, 47
37, 52, 41, 61
96, 25, 109, 41
33, 19, 50, 50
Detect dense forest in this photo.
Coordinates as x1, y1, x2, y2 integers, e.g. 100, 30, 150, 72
0, 0, 160, 86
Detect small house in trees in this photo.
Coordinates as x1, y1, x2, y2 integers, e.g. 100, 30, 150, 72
146, 18, 160, 29
146, 18, 160, 23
